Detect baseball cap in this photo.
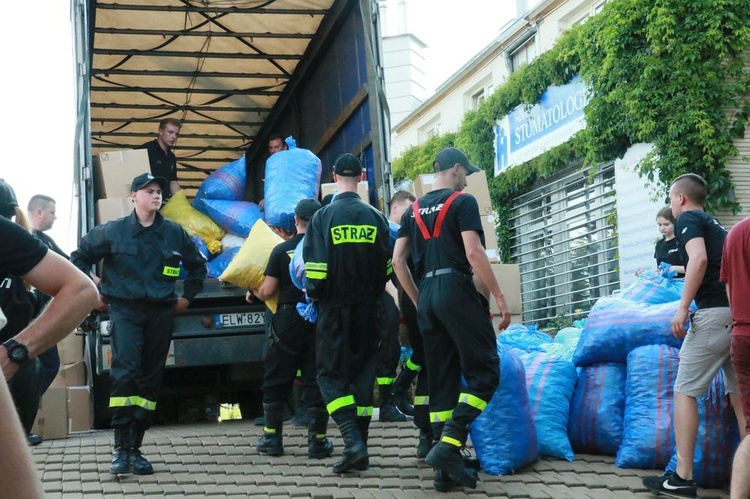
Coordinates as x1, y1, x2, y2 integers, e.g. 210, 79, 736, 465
0, 179, 19, 219
131, 173, 169, 193
433, 147, 481, 175
333, 153, 363, 177
294, 198, 322, 221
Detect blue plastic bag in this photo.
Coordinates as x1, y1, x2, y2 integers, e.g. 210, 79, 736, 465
573, 297, 688, 366
618, 270, 684, 304
264, 146, 321, 231
470, 343, 539, 475
519, 351, 577, 461
193, 156, 247, 213
289, 235, 306, 291
665, 370, 740, 489
568, 362, 626, 456
497, 324, 552, 352
616, 345, 679, 469
190, 236, 214, 262
200, 199, 263, 237
554, 327, 582, 344
206, 247, 240, 278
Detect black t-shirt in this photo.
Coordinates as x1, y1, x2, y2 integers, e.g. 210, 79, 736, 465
654, 237, 683, 268
33, 230, 69, 309
674, 210, 728, 309
0, 276, 40, 342
137, 140, 178, 182
0, 217, 49, 281
398, 188, 484, 280
264, 233, 305, 306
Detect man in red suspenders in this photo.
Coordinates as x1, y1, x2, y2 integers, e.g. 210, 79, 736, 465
392, 147, 511, 491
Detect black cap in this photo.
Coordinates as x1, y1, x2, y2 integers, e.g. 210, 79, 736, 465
333, 153, 363, 177
131, 173, 169, 193
0, 179, 18, 219
294, 198, 322, 221
433, 147, 481, 176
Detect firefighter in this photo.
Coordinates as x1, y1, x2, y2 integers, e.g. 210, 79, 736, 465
248, 198, 333, 460
303, 154, 391, 473
71, 173, 206, 476
392, 147, 511, 491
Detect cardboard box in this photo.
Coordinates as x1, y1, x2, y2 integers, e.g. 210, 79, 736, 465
481, 214, 499, 253
94, 149, 150, 199
67, 386, 92, 433
414, 171, 493, 216
57, 333, 84, 365
51, 361, 86, 388
95, 197, 133, 225
489, 264, 523, 316
32, 386, 68, 440
320, 181, 369, 201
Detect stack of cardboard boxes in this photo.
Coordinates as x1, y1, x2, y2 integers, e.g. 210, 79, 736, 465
412, 171, 523, 326
94, 149, 150, 224
32, 333, 92, 440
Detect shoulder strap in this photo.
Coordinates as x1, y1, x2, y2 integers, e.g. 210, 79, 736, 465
411, 191, 463, 240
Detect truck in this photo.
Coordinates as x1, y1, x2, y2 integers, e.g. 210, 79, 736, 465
71, 0, 392, 428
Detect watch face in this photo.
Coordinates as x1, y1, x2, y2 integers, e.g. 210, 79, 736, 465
10, 347, 27, 362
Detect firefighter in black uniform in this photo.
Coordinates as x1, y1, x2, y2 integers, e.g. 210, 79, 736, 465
248, 198, 333, 460
393, 147, 511, 491
71, 173, 206, 476
303, 154, 391, 474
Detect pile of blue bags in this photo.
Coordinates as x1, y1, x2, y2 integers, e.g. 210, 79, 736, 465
469, 269, 737, 490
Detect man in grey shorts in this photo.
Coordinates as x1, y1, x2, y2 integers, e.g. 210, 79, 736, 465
643, 174, 745, 498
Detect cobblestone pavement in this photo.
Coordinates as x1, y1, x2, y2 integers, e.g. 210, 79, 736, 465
32, 419, 729, 498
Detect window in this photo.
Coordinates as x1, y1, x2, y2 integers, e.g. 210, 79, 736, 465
509, 36, 536, 73
418, 116, 442, 143
510, 163, 618, 326
472, 88, 486, 110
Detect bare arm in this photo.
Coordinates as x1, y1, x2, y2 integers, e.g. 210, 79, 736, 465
462, 230, 510, 331
671, 237, 707, 339
0, 379, 43, 497
251, 275, 280, 302
170, 180, 181, 195
1, 252, 99, 379
392, 237, 418, 306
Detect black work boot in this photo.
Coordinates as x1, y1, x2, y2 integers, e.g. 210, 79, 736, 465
129, 426, 154, 475
391, 367, 417, 416
416, 426, 434, 459
434, 464, 479, 492
109, 427, 130, 475
425, 419, 477, 489
378, 388, 406, 422
352, 416, 371, 471
332, 419, 368, 473
256, 402, 285, 456
307, 408, 334, 459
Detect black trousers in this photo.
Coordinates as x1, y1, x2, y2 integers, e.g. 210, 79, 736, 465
316, 303, 379, 423
400, 290, 430, 431
262, 305, 324, 409
8, 358, 41, 434
418, 273, 499, 429
37, 345, 60, 395
108, 302, 173, 430
375, 292, 400, 383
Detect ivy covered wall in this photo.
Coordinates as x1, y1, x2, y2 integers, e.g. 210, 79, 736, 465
393, 0, 750, 262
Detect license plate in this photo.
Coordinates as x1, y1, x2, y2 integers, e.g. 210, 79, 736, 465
215, 312, 265, 328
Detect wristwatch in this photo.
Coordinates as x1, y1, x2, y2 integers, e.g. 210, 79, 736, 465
2, 338, 30, 367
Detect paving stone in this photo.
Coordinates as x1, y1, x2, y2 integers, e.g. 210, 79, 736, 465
31, 421, 731, 498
